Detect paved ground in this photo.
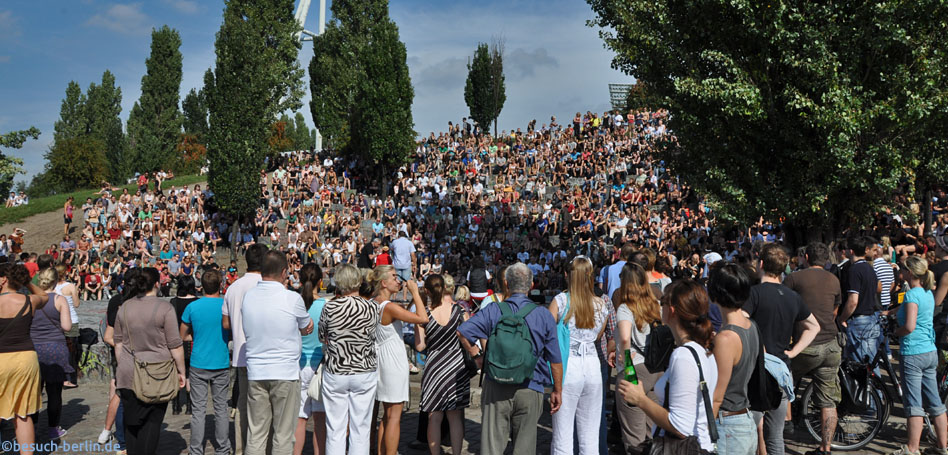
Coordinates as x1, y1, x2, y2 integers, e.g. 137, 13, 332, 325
0, 299, 914, 454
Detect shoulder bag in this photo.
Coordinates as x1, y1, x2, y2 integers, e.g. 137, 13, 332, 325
748, 322, 782, 412
630, 319, 675, 373
307, 362, 324, 401
123, 301, 179, 404
647, 345, 718, 455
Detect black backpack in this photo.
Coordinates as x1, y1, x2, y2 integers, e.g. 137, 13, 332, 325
630, 320, 675, 373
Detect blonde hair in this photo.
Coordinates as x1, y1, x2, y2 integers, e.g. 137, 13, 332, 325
455, 285, 471, 302
904, 256, 936, 291
565, 257, 599, 329
365, 265, 395, 298
333, 263, 363, 294
443, 274, 456, 294
615, 262, 660, 330
36, 267, 59, 291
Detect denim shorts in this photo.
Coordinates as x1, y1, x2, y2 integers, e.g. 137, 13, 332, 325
900, 350, 947, 418
715, 411, 758, 455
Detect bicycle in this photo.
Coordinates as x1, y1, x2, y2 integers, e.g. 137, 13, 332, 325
798, 313, 948, 450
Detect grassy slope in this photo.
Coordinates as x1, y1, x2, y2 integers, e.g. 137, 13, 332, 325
0, 174, 207, 227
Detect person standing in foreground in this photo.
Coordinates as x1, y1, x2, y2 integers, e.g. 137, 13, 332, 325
0, 263, 50, 455
784, 242, 843, 455
180, 269, 232, 455
889, 256, 948, 455
457, 263, 563, 455
708, 263, 759, 455
743, 244, 820, 455
242, 250, 313, 455
549, 257, 611, 454
222, 244, 267, 455
113, 267, 187, 455
618, 280, 719, 453
319, 263, 380, 455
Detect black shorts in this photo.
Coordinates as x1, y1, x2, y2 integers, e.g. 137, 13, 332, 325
64, 215, 72, 224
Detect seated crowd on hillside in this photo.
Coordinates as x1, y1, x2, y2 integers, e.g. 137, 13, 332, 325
1, 111, 948, 455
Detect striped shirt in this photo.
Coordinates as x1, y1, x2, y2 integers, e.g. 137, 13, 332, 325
873, 258, 896, 307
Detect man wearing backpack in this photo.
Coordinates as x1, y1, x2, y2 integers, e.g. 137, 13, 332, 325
457, 263, 562, 455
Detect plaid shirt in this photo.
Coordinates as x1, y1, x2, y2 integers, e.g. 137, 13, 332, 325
598, 294, 617, 363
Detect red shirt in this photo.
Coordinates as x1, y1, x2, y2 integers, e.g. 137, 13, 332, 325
24, 262, 39, 277
376, 252, 392, 266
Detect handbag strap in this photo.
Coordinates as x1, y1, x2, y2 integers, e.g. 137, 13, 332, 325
682, 344, 719, 443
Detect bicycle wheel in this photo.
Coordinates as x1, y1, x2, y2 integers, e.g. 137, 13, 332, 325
801, 377, 889, 451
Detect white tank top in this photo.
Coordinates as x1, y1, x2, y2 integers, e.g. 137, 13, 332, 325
54, 281, 79, 324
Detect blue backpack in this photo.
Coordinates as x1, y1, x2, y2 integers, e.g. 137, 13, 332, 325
552, 293, 571, 382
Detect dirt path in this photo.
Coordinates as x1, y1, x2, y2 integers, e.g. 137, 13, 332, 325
7, 206, 77, 255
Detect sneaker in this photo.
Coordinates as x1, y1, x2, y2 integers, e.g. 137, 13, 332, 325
890, 446, 920, 455
49, 426, 68, 439
98, 428, 113, 444
923, 448, 948, 455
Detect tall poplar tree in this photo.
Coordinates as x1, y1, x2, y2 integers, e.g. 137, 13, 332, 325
310, 0, 415, 193
127, 25, 183, 174
206, 0, 304, 227
464, 39, 505, 136
182, 86, 209, 142
86, 70, 127, 181
53, 82, 87, 145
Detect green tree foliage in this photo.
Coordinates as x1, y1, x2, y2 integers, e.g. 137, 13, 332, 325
464, 40, 506, 136
86, 71, 127, 182
127, 26, 183, 174
588, 0, 948, 240
182, 85, 209, 142
293, 112, 314, 150
0, 128, 40, 202
310, 0, 415, 183
279, 113, 297, 151
206, 0, 304, 220
53, 82, 87, 145
44, 136, 109, 192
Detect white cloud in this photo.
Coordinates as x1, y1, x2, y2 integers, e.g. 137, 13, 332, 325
163, 0, 199, 15
0, 10, 21, 42
86, 3, 150, 36
390, 1, 629, 136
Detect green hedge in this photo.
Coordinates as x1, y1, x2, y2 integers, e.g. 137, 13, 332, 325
0, 174, 207, 227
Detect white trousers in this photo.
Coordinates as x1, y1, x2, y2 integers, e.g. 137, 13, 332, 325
551, 343, 603, 455
321, 371, 378, 455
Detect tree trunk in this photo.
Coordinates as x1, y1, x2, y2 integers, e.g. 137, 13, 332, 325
231, 218, 240, 263
924, 188, 934, 235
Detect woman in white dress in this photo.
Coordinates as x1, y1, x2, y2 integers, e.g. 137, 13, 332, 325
368, 265, 428, 455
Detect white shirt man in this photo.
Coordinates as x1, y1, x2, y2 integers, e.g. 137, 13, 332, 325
241, 251, 312, 455
221, 245, 265, 455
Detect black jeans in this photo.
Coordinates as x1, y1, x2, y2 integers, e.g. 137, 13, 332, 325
119, 389, 168, 455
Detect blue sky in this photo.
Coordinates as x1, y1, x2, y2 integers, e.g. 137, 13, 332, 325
0, 0, 628, 184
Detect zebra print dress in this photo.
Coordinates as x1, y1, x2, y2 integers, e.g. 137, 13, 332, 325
318, 295, 379, 375
420, 304, 470, 412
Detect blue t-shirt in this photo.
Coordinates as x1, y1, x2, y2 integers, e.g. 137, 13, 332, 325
458, 293, 561, 393
300, 298, 326, 368
181, 297, 231, 370
898, 287, 936, 356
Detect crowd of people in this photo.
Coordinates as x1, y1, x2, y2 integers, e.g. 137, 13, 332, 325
1, 110, 948, 455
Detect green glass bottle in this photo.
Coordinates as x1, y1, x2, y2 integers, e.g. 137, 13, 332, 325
624, 349, 639, 384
